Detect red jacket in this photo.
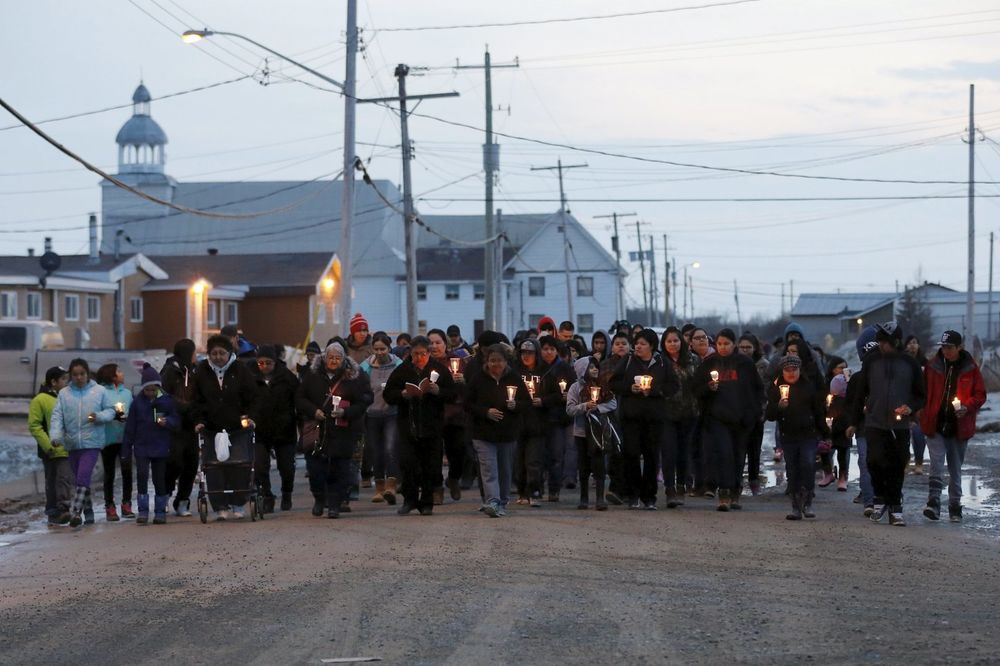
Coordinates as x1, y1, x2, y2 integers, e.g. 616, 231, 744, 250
919, 350, 986, 440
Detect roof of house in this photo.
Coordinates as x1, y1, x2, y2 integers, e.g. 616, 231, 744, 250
147, 253, 334, 296
415, 247, 515, 281
101, 179, 405, 278
418, 213, 555, 249
0, 253, 167, 282
791, 293, 897, 317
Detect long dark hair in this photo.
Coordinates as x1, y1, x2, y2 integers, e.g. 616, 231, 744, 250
95, 363, 119, 386
660, 326, 690, 363
738, 332, 763, 362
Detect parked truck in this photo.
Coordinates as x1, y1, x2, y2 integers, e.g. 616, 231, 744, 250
0, 321, 166, 397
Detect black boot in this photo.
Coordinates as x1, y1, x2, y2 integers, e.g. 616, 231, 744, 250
262, 494, 276, 514
802, 490, 816, 519
665, 486, 680, 509
786, 492, 802, 520
595, 476, 608, 511
311, 496, 324, 517
280, 493, 292, 511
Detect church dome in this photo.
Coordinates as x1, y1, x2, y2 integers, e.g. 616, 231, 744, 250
115, 82, 168, 175
115, 114, 168, 146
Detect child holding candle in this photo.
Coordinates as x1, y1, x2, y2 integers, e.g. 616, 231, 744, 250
122, 364, 179, 524
566, 356, 618, 510
96, 363, 134, 521
538, 336, 577, 502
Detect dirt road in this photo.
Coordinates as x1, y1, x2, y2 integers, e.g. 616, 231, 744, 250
1, 464, 997, 666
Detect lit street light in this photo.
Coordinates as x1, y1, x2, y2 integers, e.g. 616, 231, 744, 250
181, 5, 359, 336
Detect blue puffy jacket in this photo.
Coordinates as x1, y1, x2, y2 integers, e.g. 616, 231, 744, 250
50, 380, 116, 451
122, 389, 179, 460
103, 383, 133, 445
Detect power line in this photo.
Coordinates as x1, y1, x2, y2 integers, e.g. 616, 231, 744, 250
375, 0, 760, 32
420, 194, 1000, 203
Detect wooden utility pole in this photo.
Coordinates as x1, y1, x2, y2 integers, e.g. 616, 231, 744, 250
594, 211, 636, 322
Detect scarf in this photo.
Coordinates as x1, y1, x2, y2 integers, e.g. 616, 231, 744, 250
210, 353, 237, 387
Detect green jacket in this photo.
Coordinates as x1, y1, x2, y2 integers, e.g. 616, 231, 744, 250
28, 390, 67, 460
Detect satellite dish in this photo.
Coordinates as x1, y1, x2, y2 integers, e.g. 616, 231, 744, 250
40, 251, 61, 273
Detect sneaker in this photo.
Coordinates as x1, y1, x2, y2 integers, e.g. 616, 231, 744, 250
628, 498, 641, 510
175, 499, 192, 517
870, 504, 887, 523
50, 512, 71, 526
923, 501, 940, 521
327, 508, 340, 519
704, 490, 716, 499
397, 503, 417, 516
863, 505, 874, 518
120, 502, 135, 518
853, 492, 862, 504
643, 501, 657, 511
483, 503, 500, 518
749, 481, 761, 497
889, 511, 906, 526
605, 491, 624, 506
497, 505, 508, 517
311, 499, 324, 517
529, 497, 542, 508
230, 506, 245, 520
83, 510, 95, 525
105, 505, 120, 522
418, 505, 434, 516
949, 504, 962, 523
215, 509, 231, 521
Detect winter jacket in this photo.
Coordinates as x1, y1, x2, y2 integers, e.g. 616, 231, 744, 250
103, 383, 133, 445
160, 354, 196, 430
50, 380, 116, 451
765, 378, 829, 441
566, 357, 617, 438
539, 357, 577, 426
919, 349, 986, 440
360, 353, 403, 417
121, 389, 179, 460
590, 330, 610, 362
28, 389, 65, 460
383, 357, 457, 441
662, 351, 700, 421
609, 352, 680, 422
692, 352, 764, 429
191, 355, 262, 434
849, 350, 926, 431
439, 353, 471, 428
346, 335, 373, 365
464, 365, 532, 443
252, 364, 300, 447
514, 338, 549, 436
296, 362, 373, 458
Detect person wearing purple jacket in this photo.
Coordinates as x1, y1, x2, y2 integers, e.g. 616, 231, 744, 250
122, 364, 180, 524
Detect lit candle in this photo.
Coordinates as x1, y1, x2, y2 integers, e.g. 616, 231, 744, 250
826, 394, 833, 408
526, 379, 535, 397
778, 385, 790, 401
710, 370, 720, 382
952, 397, 962, 411
558, 379, 568, 394
380, 382, 386, 390
896, 413, 903, 421
449, 358, 461, 375
429, 370, 440, 383
639, 375, 653, 390
825, 417, 833, 429
114, 402, 125, 414
589, 386, 600, 403
331, 395, 342, 410
240, 416, 250, 429
506, 386, 517, 402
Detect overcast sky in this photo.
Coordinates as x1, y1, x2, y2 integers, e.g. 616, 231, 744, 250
3, 0, 1000, 321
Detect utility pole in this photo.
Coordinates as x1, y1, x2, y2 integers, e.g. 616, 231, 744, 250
337, 0, 358, 334
455, 49, 518, 332
988, 231, 994, 341
594, 211, 636, 322
964, 83, 979, 343
689, 273, 695, 320
663, 233, 670, 325
648, 235, 659, 326
361, 66, 458, 334
734, 279, 743, 332
530, 159, 587, 324
635, 226, 649, 321
789, 279, 794, 316
781, 283, 785, 318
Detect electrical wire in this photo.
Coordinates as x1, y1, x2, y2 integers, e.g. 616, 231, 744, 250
420, 194, 1000, 203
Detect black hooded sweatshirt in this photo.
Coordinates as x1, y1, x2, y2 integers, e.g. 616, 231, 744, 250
766, 376, 830, 440
514, 337, 549, 436
692, 351, 764, 429
608, 351, 679, 422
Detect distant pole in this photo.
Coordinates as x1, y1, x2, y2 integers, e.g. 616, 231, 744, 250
663, 233, 670, 324
781, 283, 785, 318
397, 65, 418, 334
989, 231, 994, 341
338, 0, 358, 334
689, 274, 695, 320
672, 264, 678, 321
636, 224, 648, 322
648, 235, 658, 326
966, 83, 976, 342
594, 211, 636, 322
683, 266, 689, 320
734, 279, 743, 332
789, 279, 794, 316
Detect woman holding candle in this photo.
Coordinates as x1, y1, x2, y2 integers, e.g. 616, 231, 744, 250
465, 344, 531, 517
692, 329, 764, 511
360, 332, 403, 505
428, 328, 469, 504
297, 341, 373, 519
122, 364, 179, 524
609, 328, 679, 510
659, 327, 700, 507
737, 333, 769, 495
766, 355, 830, 520
49, 359, 117, 527
513, 337, 547, 506
538, 336, 577, 501
566, 356, 617, 510
96, 363, 134, 521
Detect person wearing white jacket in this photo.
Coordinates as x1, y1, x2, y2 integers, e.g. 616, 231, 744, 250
566, 356, 618, 510
49, 358, 117, 527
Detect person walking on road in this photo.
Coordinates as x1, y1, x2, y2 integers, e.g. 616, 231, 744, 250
919, 330, 986, 523
96, 363, 134, 521
360, 332, 403, 505
161, 339, 198, 517
566, 356, 618, 511
122, 364, 179, 524
252, 345, 300, 512
28, 366, 72, 526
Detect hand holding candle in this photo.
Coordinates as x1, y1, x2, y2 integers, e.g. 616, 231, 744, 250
709, 370, 720, 382
429, 370, 439, 383
778, 384, 790, 401
506, 386, 517, 402
558, 379, 568, 394
449, 358, 461, 375
589, 386, 600, 403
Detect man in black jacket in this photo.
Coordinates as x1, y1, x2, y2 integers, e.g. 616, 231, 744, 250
252, 345, 300, 512
384, 336, 457, 515
161, 338, 198, 517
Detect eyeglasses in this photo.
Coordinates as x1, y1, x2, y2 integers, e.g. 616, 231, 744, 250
738, 345, 754, 351
692, 335, 708, 340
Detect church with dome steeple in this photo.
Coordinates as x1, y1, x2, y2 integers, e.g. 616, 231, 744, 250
115, 83, 169, 176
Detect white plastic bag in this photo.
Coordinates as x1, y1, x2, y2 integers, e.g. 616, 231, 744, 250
215, 430, 232, 462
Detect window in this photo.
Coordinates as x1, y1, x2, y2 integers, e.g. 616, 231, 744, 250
0, 291, 15, 319
474, 283, 485, 300
64, 294, 79, 321
225, 302, 239, 325
26, 292, 41, 319
528, 277, 545, 297
0, 326, 27, 350
577, 276, 594, 297
577, 314, 594, 334
528, 314, 544, 329
417, 284, 427, 301
445, 284, 460, 301
129, 297, 143, 323
86, 295, 101, 322
207, 300, 219, 327
316, 303, 327, 324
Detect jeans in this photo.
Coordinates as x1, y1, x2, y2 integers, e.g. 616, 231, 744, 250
254, 441, 296, 496
864, 427, 910, 507
101, 443, 133, 506
43, 457, 73, 517
926, 435, 969, 504
622, 417, 662, 504
855, 434, 874, 506
306, 453, 352, 510
576, 436, 606, 498
910, 423, 927, 464
365, 414, 399, 480
166, 431, 198, 504
561, 425, 578, 488
661, 418, 694, 489
515, 433, 544, 498
544, 424, 570, 494
686, 418, 703, 490
68, 448, 100, 487
135, 456, 168, 497
700, 419, 744, 493
472, 439, 514, 507
746, 419, 764, 483
782, 436, 818, 495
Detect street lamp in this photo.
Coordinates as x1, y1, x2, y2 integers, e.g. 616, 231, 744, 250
181, 7, 359, 335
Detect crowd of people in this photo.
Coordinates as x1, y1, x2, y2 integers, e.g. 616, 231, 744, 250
28, 312, 986, 527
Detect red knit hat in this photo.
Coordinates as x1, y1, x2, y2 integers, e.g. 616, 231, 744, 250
350, 312, 369, 335
537, 316, 556, 334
